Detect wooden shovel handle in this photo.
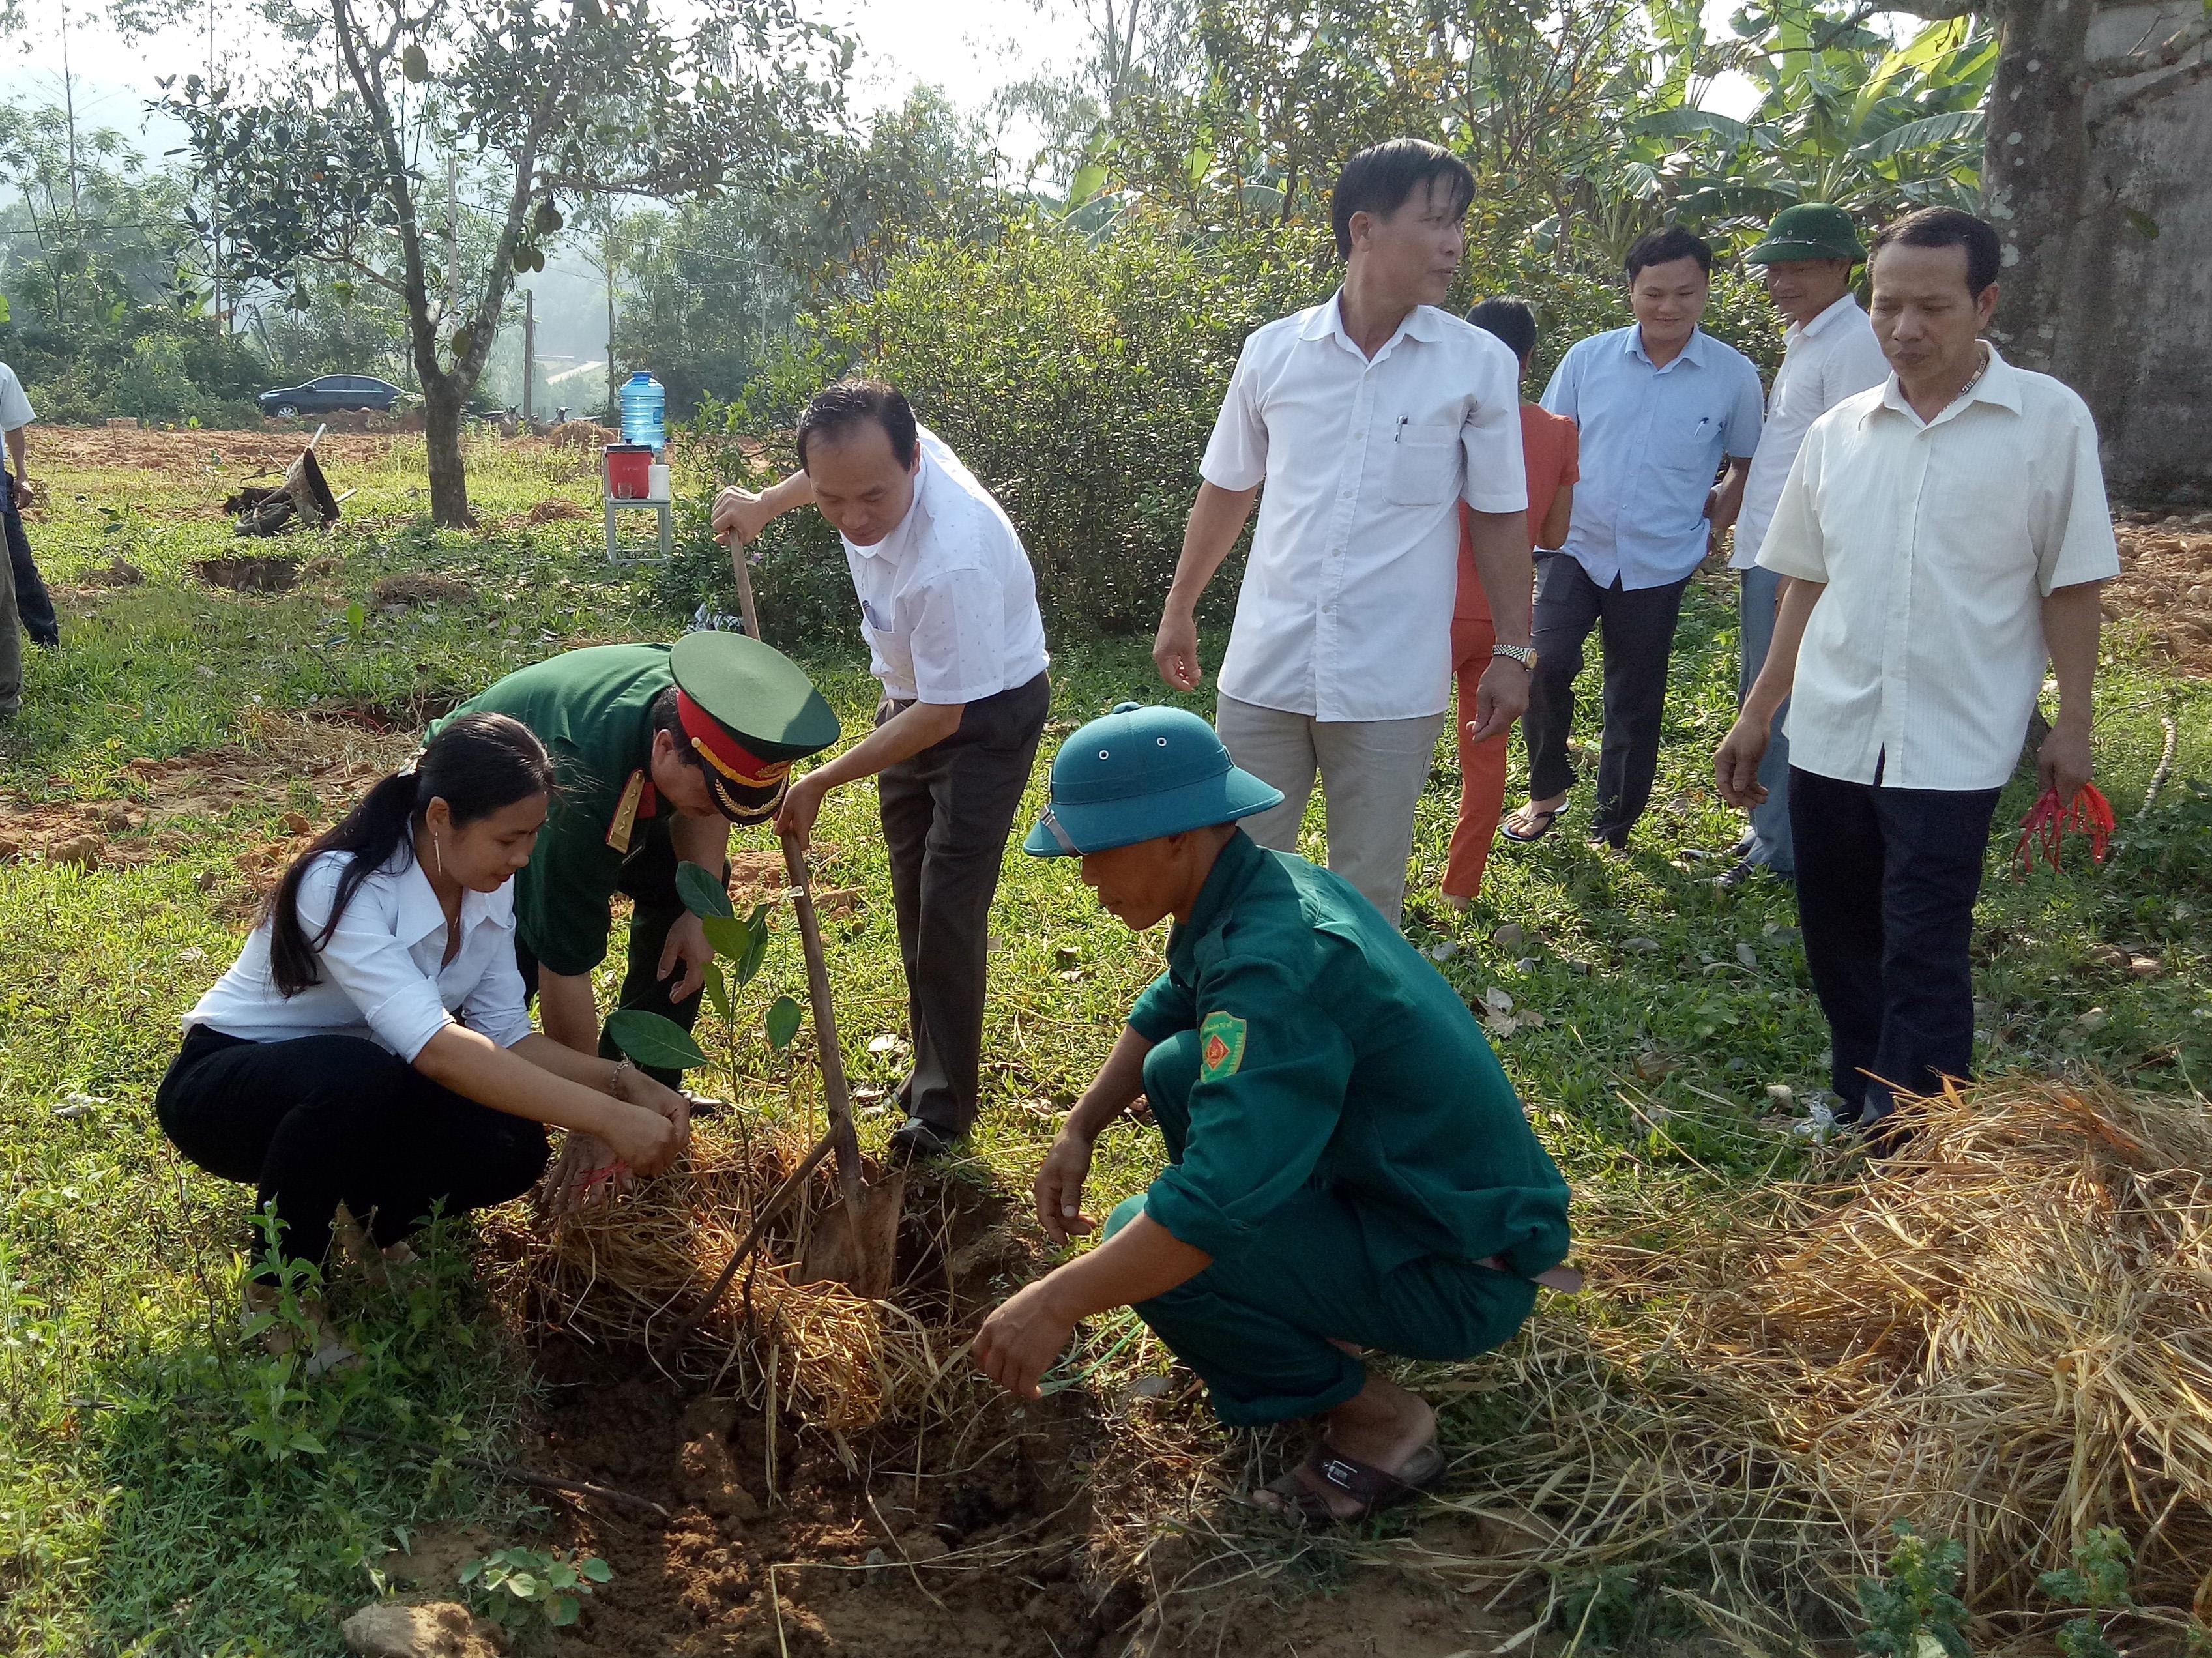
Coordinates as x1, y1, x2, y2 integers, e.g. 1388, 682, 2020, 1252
781, 830, 865, 1211
729, 540, 763, 644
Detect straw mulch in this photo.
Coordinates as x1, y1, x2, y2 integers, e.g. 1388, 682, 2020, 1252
499, 1120, 968, 1434
1395, 1077, 2212, 1642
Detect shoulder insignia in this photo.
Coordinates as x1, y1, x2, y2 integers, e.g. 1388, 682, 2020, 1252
606, 768, 645, 854
1199, 1010, 1247, 1082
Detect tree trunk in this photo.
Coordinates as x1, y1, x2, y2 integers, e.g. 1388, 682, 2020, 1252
1981, 0, 2094, 377
423, 383, 473, 529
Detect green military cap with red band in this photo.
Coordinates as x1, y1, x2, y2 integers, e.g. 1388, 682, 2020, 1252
669, 632, 842, 821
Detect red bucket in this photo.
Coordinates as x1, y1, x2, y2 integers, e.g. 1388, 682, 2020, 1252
605, 443, 653, 499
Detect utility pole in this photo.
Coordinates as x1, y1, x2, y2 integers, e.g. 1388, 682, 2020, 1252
207, 0, 222, 336
57, 0, 83, 324
603, 213, 619, 424
522, 289, 535, 425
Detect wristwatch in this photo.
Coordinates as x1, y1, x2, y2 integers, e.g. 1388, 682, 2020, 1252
1491, 645, 1539, 670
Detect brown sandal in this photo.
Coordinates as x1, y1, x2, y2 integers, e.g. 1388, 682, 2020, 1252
1260, 1438, 1448, 1526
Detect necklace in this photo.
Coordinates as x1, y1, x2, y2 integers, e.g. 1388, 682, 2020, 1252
1951, 342, 1990, 406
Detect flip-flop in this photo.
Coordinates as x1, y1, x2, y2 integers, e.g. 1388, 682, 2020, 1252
1260, 1438, 1449, 1526
1498, 807, 1565, 844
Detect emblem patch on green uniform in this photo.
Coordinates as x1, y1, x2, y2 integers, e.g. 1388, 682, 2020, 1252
1199, 1010, 1247, 1081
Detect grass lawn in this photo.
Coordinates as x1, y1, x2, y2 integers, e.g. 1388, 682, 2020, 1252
3, 429, 2207, 1655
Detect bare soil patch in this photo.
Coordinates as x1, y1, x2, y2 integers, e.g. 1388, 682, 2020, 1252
0, 712, 414, 882
20, 424, 399, 480
492, 1156, 1511, 1657
192, 555, 303, 592
2112, 510, 2212, 676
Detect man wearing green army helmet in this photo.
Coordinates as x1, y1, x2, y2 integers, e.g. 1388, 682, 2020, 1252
433, 633, 839, 1208
974, 702, 1576, 1524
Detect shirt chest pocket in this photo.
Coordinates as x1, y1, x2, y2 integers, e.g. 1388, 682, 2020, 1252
1388, 422, 1460, 507
1655, 415, 1722, 474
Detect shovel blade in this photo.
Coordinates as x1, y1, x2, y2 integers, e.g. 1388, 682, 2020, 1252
796, 1171, 907, 1300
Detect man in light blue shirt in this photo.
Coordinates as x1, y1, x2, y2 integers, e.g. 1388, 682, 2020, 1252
1500, 227, 1765, 852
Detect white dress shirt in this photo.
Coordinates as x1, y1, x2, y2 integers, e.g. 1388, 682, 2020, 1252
0, 362, 35, 434
1758, 347, 2120, 791
1732, 294, 1889, 572
841, 425, 1049, 705
1201, 292, 1527, 723
186, 846, 534, 1060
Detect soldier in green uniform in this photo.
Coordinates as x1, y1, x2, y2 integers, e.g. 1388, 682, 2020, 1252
972, 703, 1575, 1523
436, 634, 838, 1204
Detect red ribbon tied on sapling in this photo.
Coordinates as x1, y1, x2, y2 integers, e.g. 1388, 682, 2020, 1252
2013, 783, 2114, 877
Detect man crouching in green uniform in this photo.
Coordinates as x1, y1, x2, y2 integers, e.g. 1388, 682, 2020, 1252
437, 633, 839, 1206
972, 703, 1575, 1523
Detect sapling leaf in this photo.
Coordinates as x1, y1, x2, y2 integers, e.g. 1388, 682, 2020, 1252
703, 960, 731, 1023
605, 1009, 706, 1070
701, 913, 751, 960
580, 1557, 613, 1583
735, 914, 770, 986
548, 1593, 581, 1625
765, 995, 802, 1049
675, 860, 735, 919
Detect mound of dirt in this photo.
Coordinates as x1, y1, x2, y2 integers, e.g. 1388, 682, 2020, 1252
192, 555, 304, 592
2112, 510, 2212, 677
524, 499, 594, 524
25, 424, 398, 476
371, 572, 477, 607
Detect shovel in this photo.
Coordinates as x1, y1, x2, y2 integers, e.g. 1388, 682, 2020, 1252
780, 829, 905, 1297
660, 833, 905, 1356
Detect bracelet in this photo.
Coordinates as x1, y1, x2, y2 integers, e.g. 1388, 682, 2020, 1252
608, 1059, 638, 1098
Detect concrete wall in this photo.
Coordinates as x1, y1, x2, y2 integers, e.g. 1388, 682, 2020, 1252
2052, 2, 2212, 501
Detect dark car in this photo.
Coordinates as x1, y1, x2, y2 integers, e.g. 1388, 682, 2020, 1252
257, 375, 404, 418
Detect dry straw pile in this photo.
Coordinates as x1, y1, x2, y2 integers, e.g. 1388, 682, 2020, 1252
502, 1120, 967, 1434
1406, 1077, 2212, 1640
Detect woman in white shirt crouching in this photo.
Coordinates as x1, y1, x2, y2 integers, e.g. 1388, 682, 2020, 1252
157, 712, 688, 1367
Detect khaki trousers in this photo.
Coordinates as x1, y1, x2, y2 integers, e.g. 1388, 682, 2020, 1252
1214, 693, 1447, 926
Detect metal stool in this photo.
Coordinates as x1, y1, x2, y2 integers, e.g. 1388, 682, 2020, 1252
604, 494, 673, 566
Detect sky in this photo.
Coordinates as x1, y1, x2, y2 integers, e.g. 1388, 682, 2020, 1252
0, 0, 1072, 162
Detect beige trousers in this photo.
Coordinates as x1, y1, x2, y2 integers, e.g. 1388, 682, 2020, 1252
1214, 693, 1448, 926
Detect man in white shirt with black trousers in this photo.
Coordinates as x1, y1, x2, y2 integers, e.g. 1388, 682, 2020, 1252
1152, 138, 1534, 927
1716, 207, 2119, 1147
712, 381, 1051, 1160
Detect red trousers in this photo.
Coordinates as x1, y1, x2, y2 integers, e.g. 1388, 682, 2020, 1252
1444, 612, 1511, 902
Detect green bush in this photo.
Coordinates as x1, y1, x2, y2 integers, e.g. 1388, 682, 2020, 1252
682, 212, 1783, 646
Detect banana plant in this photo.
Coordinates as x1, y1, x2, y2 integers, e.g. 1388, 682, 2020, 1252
604, 862, 802, 1086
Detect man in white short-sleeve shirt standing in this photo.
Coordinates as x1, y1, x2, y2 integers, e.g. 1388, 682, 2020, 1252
1716, 208, 2118, 1145
1717, 204, 1891, 889
1152, 139, 1533, 926
711, 381, 1051, 1159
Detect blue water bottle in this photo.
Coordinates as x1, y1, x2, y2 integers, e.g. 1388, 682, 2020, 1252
618, 371, 666, 453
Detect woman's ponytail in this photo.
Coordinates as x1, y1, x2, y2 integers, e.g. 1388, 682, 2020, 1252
263, 712, 553, 997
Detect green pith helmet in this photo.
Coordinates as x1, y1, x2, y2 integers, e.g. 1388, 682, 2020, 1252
1025, 703, 1283, 858
668, 632, 841, 821
1745, 203, 1865, 265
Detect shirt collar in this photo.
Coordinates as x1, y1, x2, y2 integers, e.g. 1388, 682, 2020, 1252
1165, 828, 1268, 973
843, 448, 932, 563
1796, 292, 1864, 342
391, 845, 504, 947
1298, 289, 1440, 356
1625, 325, 1711, 370
1872, 340, 2020, 428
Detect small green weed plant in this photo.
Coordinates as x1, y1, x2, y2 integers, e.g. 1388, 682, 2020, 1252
459, 1545, 612, 1632
1857, 1523, 1973, 1658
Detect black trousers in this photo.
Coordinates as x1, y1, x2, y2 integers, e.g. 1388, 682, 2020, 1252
2, 467, 58, 647
1524, 556, 1692, 845
1789, 766, 2001, 1125
156, 1025, 550, 1275
879, 671, 1051, 1135
514, 813, 707, 1089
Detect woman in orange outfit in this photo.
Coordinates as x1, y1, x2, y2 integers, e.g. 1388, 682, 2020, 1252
1446, 300, 1580, 911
